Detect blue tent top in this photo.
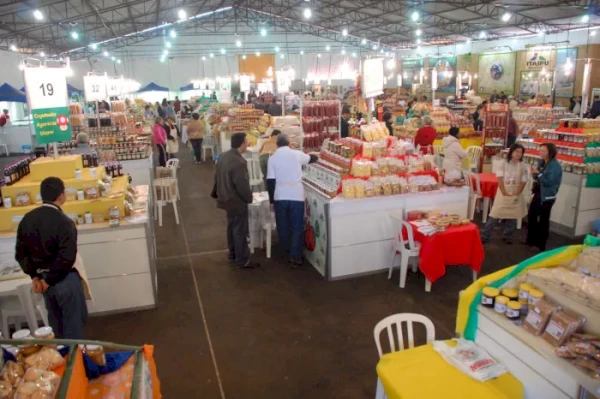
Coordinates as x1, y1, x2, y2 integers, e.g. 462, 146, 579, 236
138, 82, 169, 93
179, 83, 195, 92
67, 84, 83, 95
0, 83, 26, 103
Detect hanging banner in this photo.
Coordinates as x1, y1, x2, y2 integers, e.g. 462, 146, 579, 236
477, 52, 516, 95
401, 59, 424, 90
24, 67, 72, 145
240, 75, 251, 92
276, 70, 291, 94
520, 49, 556, 71
362, 58, 384, 98
84, 75, 107, 102
106, 77, 122, 97
429, 56, 457, 93
555, 48, 578, 98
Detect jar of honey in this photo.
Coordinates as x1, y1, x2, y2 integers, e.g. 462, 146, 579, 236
481, 287, 499, 307
528, 289, 544, 306
506, 301, 521, 320
501, 288, 519, 302
494, 296, 509, 314
11, 329, 39, 357
85, 345, 106, 366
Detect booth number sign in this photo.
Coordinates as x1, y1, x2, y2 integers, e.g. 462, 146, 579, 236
24, 67, 72, 145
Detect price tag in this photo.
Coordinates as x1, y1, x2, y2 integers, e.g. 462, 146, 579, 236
84, 75, 107, 102
107, 78, 122, 97
24, 67, 68, 110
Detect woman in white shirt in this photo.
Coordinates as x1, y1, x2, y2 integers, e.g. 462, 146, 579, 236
442, 127, 467, 180
481, 144, 528, 244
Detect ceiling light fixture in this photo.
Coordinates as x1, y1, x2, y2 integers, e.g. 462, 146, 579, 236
10, 45, 17, 51
220, 48, 226, 54
103, 51, 109, 57
40, 52, 45, 57
256, 51, 260, 56
352, 52, 357, 57
372, 44, 378, 50
90, 43, 97, 50
165, 41, 172, 48
261, 28, 267, 36
502, 12, 511, 22
117, 59, 122, 64
275, 46, 280, 52
341, 49, 346, 54
33, 9, 43, 20
163, 50, 168, 56
210, 53, 214, 58
178, 9, 187, 20
326, 45, 331, 51
280, 54, 284, 59
581, 15, 590, 23
415, 29, 422, 36
342, 28, 348, 36
592, 30, 597, 36
361, 38, 367, 45
479, 31, 486, 39
111, 56, 116, 61
170, 30, 177, 38
202, 56, 206, 61
411, 11, 419, 21
236, 40, 242, 47
303, 8, 312, 19
71, 31, 79, 39
300, 50, 304, 55
417, 39, 422, 44
317, 53, 321, 58
242, 54, 247, 59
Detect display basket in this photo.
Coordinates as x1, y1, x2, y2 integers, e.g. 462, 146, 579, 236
0, 338, 161, 399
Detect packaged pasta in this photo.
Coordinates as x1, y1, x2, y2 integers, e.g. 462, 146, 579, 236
342, 180, 356, 199
354, 180, 366, 199
365, 180, 375, 197
371, 177, 383, 196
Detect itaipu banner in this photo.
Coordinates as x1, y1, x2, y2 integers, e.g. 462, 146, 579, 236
520, 49, 556, 71
32, 107, 72, 144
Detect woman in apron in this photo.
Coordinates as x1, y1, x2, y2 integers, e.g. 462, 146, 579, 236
481, 144, 528, 244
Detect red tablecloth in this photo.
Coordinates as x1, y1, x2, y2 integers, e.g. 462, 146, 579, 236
470, 173, 498, 198
406, 222, 485, 283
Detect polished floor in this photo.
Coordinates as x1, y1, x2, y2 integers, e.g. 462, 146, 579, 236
58, 150, 575, 398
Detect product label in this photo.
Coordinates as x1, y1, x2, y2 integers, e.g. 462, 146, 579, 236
525, 310, 543, 327
529, 297, 541, 306
518, 291, 529, 301
506, 308, 520, 318
481, 296, 493, 305
494, 303, 507, 314
545, 320, 565, 340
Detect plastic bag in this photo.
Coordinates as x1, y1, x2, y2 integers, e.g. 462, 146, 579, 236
433, 339, 508, 382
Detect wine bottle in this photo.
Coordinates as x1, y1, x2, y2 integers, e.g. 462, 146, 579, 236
4, 168, 12, 186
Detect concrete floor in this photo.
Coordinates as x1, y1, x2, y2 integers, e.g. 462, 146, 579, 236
3, 152, 575, 398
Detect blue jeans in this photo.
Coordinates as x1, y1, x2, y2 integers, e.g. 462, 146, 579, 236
43, 271, 88, 339
274, 200, 305, 260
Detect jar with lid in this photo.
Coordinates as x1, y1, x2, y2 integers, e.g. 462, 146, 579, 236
528, 288, 544, 306
494, 295, 509, 314
85, 345, 106, 366
84, 212, 93, 224
12, 329, 39, 357
518, 283, 532, 303
481, 287, 499, 307
34, 326, 56, 348
75, 169, 82, 179
501, 288, 518, 302
506, 301, 521, 320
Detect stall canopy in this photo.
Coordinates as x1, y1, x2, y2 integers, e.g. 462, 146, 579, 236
67, 84, 83, 95
0, 83, 26, 103
138, 82, 169, 93
179, 83, 195, 91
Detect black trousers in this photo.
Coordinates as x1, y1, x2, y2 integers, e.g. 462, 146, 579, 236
43, 271, 88, 339
157, 144, 167, 167
190, 138, 203, 162
526, 193, 555, 251
227, 209, 250, 267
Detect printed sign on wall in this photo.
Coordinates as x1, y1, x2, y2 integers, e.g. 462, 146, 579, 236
520, 49, 556, 71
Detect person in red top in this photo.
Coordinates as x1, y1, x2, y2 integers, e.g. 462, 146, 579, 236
0, 109, 10, 127
415, 115, 437, 154
174, 96, 181, 113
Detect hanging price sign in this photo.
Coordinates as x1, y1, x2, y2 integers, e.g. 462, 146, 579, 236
106, 78, 122, 97
84, 75, 107, 102
362, 58, 384, 98
240, 75, 251, 92
24, 67, 72, 144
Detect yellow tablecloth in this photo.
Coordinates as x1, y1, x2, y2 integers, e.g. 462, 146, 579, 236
433, 136, 482, 149
376, 342, 523, 399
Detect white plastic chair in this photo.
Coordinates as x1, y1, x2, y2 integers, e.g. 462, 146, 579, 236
466, 146, 483, 173
153, 177, 180, 227
462, 170, 491, 222
373, 313, 436, 399
388, 213, 421, 289
166, 158, 181, 200
0, 132, 9, 156
0, 284, 47, 338
246, 157, 263, 192
260, 200, 277, 258
202, 135, 217, 162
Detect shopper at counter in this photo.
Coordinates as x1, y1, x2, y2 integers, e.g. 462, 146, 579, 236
187, 113, 205, 163
415, 115, 437, 153
442, 127, 467, 177
212, 133, 258, 269
153, 117, 168, 167
589, 96, 600, 119
383, 112, 394, 136
507, 110, 518, 148
340, 107, 351, 138
174, 96, 181, 113
144, 104, 155, 119
70, 133, 97, 156
155, 102, 165, 119
268, 98, 283, 117
259, 129, 280, 179
15, 177, 88, 339
166, 101, 176, 118
166, 116, 180, 160
525, 143, 562, 252
573, 96, 582, 116
490, 90, 498, 104
266, 134, 318, 268
481, 144, 528, 245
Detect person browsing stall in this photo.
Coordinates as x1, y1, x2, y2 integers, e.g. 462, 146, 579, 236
415, 115, 437, 153
481, 144, 528, 244
507, 110, 518, 148
153, 117, 168, 167
267, 134, 318, 268
70, 132, 97, 156
268, 98, 283, 117
258, 129, 280, 179
15, 177, 88, 338
525, 143, 562, 252
186, 113, 205, 163
442, 126, 467, 176
340, 106, 351, 138
383, 112, 394, 136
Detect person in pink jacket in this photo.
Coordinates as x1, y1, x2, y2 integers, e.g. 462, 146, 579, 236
153, 117, 167, 167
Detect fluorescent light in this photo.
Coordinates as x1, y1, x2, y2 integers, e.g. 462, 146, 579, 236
361, 38, 367, 45
33, 9, 43, 20
10, 45, 17, 51
582, 15, 590, 23
111, 56, 116, 61
372, 44, 378, 50
317, 53, 321, 58
280, 54, 284, 59
163, 50, 168, 56
352, 52, 356, 57
417, 39, 422, 44
538, 30, 545, 36
592, 30, 597, 36
170, 30, 177, 38
300, 50, 304, 55
71, 31, 79, 39
236, 40, 242, 47
103, 51, 109, 57
255, 51, 260, 56
341, 49, 346, 54
502, 12, 511, 22
275, 46, 279, 52
178, 9, 187, 20
210, 53, 214, 57
303, 8, 311, 19
117, 59, 121, 64
261, 28, 267, 36
165, 41, 172, 48
40, 52, 45, 57
342, 28, 348, 36
411, 11, 419, 21
202, 56, 206, 61
90, 43, 97, 50
479, 31, 486, 39
466, 39, 471, 44
415, 29, 422, 36
326, 45, 331, 51
220, 48, 226, 54
242, 54, 247, 59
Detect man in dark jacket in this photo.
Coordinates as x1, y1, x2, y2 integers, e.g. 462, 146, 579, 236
15, 177, 87, 338
267, 98, 282, 116
212, 133, 258, 268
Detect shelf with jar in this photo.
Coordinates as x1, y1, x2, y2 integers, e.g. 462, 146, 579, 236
300, 100, 341, 152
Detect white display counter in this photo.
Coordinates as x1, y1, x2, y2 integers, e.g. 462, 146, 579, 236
303, 185, 470, 280
122, 155, 153, 187
550, 171, 600, 238
2, 122, 34, 154
475, 306, 599, 399
0, 214, 157, 316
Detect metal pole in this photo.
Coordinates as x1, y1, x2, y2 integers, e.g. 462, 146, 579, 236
581, 60, 592, 119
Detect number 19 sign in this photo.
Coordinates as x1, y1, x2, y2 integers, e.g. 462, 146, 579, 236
24, 67, 72, 145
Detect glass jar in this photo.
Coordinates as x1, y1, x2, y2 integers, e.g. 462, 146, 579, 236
506, 301, 521, 320
481, 287, 499, 307
12, 329, 39, 357
494, 295, 509, 314
501, 288, 519, 302
34, 326, 56, 348
528, 289, 544, 306
85, 345, 106, 366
